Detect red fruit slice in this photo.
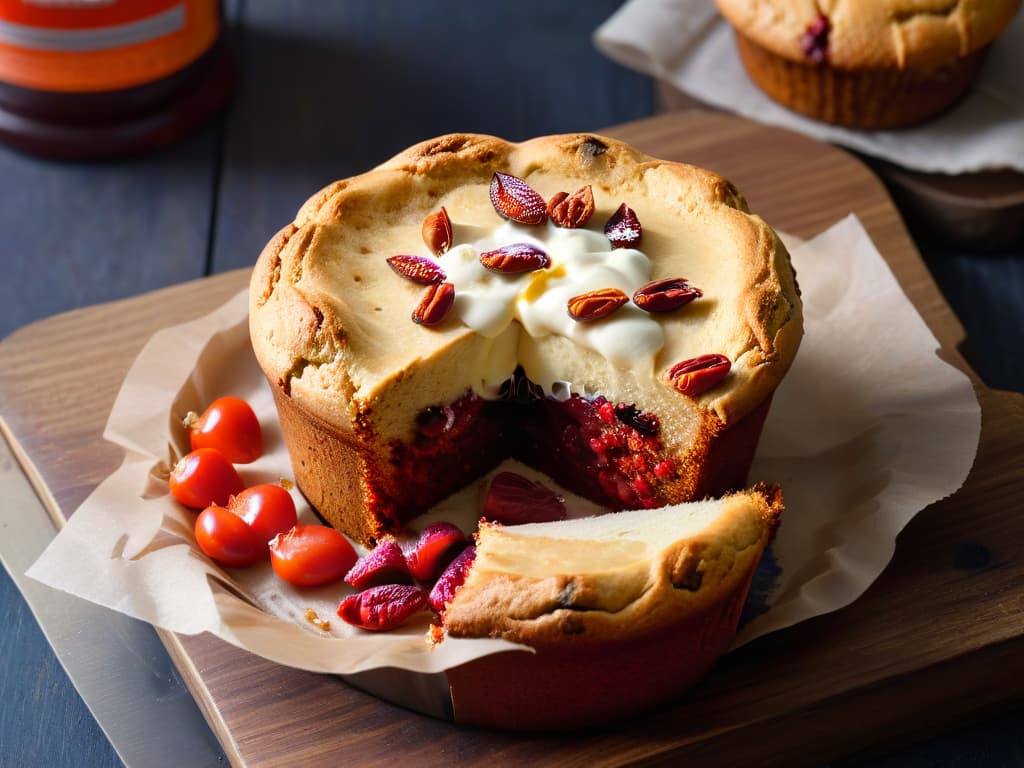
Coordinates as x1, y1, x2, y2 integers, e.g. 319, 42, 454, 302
604, 202, 642, 249
344, 538, 413, 589
406, 522, 469, 581
429, 545, 476, 614
337, 584, 428, 631
489, 171, 547, 225
482, 472, 567, 525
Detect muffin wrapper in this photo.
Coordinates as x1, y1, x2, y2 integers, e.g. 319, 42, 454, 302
733, 31, 987, 130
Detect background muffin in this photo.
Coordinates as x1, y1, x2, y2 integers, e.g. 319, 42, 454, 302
714, 0, 1022, 129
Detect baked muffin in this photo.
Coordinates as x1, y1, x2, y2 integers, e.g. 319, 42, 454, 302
249, 133, 802, 546
442, 484, 783, 729
715, 0, 1022, 129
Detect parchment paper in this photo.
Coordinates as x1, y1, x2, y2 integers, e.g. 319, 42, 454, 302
27, 214, 980, 674
594, 0, 1024, 174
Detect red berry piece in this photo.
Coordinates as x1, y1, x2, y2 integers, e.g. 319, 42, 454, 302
800, 14, 831, 63
344, 538, 413, 589
429, 545, 476, 614
406, 522, 469, 581
337, 584, 428, 631
482, 472, 567, 526
604, 203, 642, 249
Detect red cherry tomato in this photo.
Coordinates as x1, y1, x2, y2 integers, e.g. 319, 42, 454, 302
195, 504, 265, 567
188, 396, 263, 464
269, 525, 358, 587
168, 448, 244, 509
228, 484, 298, 545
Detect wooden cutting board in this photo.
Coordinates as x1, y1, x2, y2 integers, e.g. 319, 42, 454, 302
2, 110, 1022, 767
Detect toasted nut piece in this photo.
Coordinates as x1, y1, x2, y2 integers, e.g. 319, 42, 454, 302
412, 281, 456, 325
547, 185, 595, 228
665, 354, 731, 397
479, 243, 550, 273
633, 277, 702, 313
567, 287, 629, 322
422, 207, 453, 255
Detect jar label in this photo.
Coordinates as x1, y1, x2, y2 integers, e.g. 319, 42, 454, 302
0, 0, 219, 92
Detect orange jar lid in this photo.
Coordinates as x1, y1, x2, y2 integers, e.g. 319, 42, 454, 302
0, 0, 219, 92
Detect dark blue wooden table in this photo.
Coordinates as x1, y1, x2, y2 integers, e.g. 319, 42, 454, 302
2, 2, 1022, 766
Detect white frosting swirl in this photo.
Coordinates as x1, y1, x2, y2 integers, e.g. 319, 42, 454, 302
437, 221, 663, 369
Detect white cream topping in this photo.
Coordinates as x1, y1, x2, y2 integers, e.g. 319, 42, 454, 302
436, 221, 664, 372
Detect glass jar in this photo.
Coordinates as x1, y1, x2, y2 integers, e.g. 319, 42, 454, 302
0, 0, 235, 159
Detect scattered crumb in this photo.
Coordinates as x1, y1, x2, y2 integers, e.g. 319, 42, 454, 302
305, 608, 331, 632
280, 478, 295, 490
427, 623, 445, 646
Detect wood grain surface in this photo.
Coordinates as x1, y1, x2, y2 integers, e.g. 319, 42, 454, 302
2, 110, 1023, 767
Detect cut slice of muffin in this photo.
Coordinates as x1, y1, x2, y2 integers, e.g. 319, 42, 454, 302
442, 483, 783, 729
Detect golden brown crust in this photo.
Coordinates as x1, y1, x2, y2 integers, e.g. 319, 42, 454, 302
249, 132, 802, 437
443, 484, 782, 647
269, 385, 394, 544
249, 133, 802, 543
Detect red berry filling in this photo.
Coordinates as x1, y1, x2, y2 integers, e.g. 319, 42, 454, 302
364, 370, 677, 533
523, 393, 669, 509
368, 392, 509, 532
